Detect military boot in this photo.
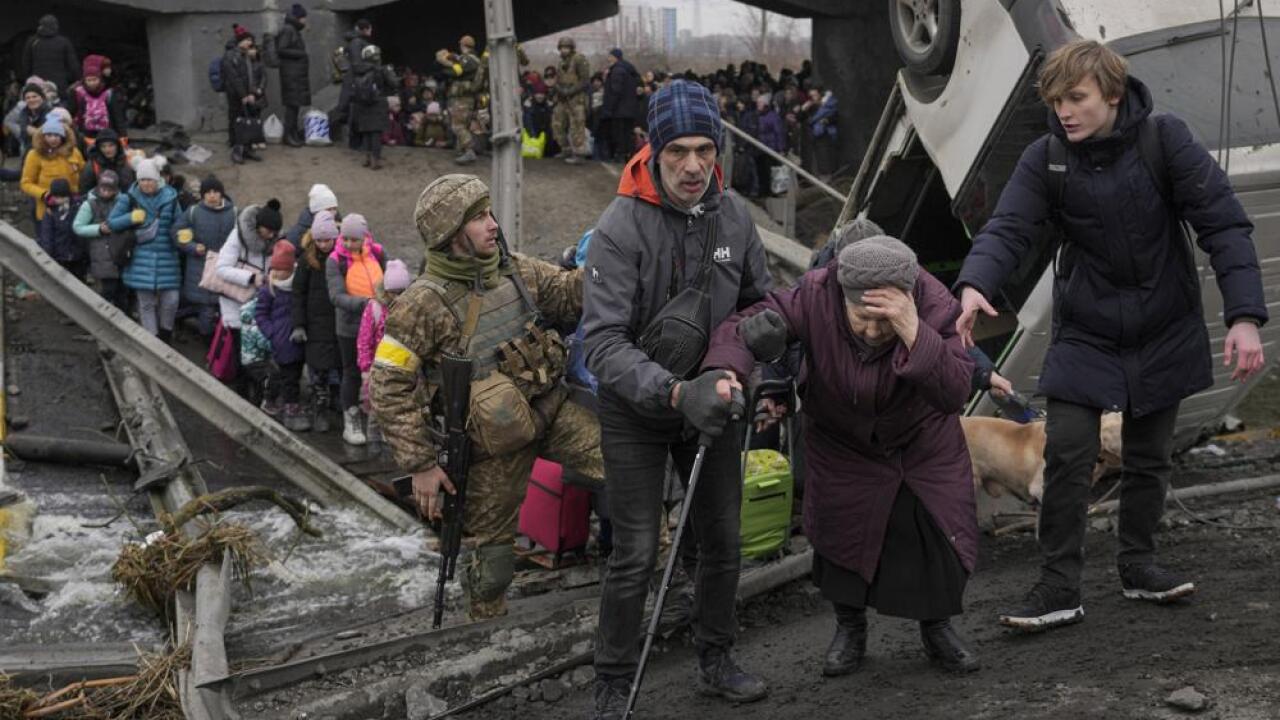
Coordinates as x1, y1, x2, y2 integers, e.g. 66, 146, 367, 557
695, 645, 768, 703
564, 151, 582, 165
455, 148, 477, 165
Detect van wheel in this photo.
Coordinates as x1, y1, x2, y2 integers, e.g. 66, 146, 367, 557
889, 0, 962, 76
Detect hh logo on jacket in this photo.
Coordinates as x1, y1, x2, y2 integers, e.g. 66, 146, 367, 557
713, 246, 732, 263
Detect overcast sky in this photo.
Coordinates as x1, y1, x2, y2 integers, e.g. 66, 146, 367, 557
623, 0, 813, 39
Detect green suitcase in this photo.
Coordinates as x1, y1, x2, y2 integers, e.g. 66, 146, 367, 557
740, 448, 793, 559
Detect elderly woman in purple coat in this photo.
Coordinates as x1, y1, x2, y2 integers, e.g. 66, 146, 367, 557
703, 236, 981, 677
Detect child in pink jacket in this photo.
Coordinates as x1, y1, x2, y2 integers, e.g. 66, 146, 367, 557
357, 258, 411, 444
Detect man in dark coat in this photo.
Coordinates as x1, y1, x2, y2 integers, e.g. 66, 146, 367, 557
350, 45, 397, 170
222, 25, 267, 164
601, 48, 640, 162
276, 4, 311, 147
337, 19, 374, 149
705, 236, 981, 677
23, 15, 79, 94
954, 40, 1267, 632
582, 80, 772, 719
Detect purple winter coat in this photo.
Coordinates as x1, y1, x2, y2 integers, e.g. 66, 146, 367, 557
255, 281, 304, 366
704, 265, 979, 582
756, 108, 786, 153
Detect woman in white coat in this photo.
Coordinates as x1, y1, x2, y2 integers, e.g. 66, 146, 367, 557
215, 199, 283, 329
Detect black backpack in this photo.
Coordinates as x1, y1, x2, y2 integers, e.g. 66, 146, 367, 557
353, 70, 381, 105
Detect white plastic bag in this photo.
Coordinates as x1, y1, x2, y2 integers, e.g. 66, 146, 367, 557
263, 114, 284, 144
770, 165, 791, 196
303, 109, 332, 146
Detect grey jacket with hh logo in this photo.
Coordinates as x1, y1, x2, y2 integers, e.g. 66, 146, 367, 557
582, 146, 773, 421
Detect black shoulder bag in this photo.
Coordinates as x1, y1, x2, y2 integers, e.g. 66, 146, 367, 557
637, 214, 719, 380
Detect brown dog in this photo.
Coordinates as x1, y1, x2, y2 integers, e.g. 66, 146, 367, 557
960, 413, 1124, 504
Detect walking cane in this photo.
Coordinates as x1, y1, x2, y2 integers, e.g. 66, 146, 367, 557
624, 391, 744, 719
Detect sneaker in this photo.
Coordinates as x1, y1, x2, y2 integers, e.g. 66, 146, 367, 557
342, 407, 367, 446
454, 148, 477, 165
998, 582, 1084, 632
696, 646, 768, 703
1119, 563, 1196, 603
591, 676, 631, 720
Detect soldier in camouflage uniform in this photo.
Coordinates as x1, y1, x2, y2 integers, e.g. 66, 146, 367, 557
369, 174, 603, 620
437, 35, 482, 166
551, 36, 591, 165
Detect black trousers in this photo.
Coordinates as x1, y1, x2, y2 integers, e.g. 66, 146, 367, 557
593, 400, 744, 679
1039, 399, 1179, 590
360, 131, 382, 160
609, 118, 633, 161
284, 105, 301, 142
266, 361, 303, 404
337, 334, 360, 411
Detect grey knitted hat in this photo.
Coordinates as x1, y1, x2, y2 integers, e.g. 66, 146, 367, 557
837, 235, 919, 304
829, 216, 885, 255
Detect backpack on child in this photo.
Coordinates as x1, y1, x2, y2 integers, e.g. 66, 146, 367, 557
208, 57, 225, 93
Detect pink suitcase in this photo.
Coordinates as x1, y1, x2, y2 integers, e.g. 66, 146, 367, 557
519, 458, 591, 560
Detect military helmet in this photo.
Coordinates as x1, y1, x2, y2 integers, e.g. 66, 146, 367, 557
459, 34, 476, 50
558, 36, 575, 50
415, 174, 491, 249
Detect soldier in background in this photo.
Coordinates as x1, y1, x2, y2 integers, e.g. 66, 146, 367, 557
437, 36, 482, 166
551, 37, 591, 165
369, 175, 603, 620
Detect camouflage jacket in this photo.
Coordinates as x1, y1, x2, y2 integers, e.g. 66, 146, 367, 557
444, 50, 482, 97
370, 254, 584, 473
557, 52, 591, 99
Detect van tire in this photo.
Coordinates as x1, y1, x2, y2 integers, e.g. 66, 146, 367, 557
889, 0, 962, 76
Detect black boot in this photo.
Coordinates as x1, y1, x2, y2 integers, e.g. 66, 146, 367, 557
311, 384, 331, 433
696, 645, 768, 703
920, 619, 980, 673
823, 604, 867, 676
157, 328, 173, 345
591, 675, 631, 720
231, 145, 245, 164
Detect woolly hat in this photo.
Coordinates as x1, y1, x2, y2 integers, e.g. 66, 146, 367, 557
829, 216, 885, 256
135, 158, 162, 183
82, 54, 107, 79
426, 101, 442, 115
200, 175, 225, 196
256, 199, 284, 233
21, 82, 44, 99
308, 183, 338, 213
383, 259, 411, 292
529, 78, 548, 96
95, 127, 120, 147
233, 24, 253, 42
837, 236, 919, 305
49, 178, 72, 198
97, 170, 120, 190
646, 80, 722, 155
340, 213, 369, 239
310, 210, 340, 241
290, 3, 307, 18
270, 240, 296, 271
610, 48, 623, 60
40, 114, 65, 137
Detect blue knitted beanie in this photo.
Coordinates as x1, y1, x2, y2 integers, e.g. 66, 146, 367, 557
646, 80, 722, 155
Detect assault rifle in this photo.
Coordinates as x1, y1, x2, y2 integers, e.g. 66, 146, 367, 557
433, 352, 474, 629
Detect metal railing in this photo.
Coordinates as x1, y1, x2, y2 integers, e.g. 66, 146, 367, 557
720, 120, 845, 240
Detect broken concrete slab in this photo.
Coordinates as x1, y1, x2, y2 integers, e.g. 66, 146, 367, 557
405, 680, 449, 720
0, 221, 413, 531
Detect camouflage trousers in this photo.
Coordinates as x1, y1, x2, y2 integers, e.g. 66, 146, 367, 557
449, 95, 476, 151
461, 396, 603, 620
552, 93, 588, 156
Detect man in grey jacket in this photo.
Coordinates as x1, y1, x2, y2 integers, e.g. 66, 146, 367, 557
582, 79, 772, 719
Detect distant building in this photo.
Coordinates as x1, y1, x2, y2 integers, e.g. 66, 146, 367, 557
661, 8, 678, 54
